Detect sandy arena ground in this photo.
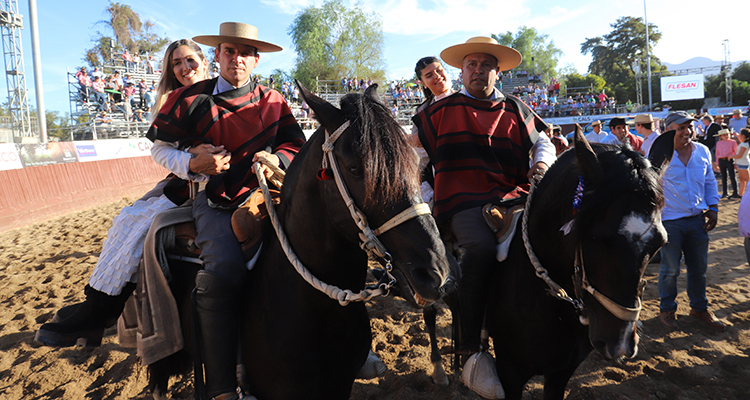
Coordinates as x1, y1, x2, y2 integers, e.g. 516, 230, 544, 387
1, 196, 749, 399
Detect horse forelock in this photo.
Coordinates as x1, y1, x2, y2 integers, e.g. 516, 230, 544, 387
573, 147, 664, 240
341, 93, 420, 208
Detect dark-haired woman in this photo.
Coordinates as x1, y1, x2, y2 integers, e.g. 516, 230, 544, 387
410, 56, 453, 207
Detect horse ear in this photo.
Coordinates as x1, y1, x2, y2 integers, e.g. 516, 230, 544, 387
573, 123, 604, 182
364, 83, 380, 102
647, 130, 675, 175
295, 79, 344, 129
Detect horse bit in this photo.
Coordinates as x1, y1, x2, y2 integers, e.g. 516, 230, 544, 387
522, 171, 643, 323
255, 119, 431, 306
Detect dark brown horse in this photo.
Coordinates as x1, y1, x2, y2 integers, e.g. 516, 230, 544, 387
407, 130, 675, 399
149, 83, 457, 399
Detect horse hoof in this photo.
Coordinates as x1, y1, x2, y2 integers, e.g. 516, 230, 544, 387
431, 361, 449, 386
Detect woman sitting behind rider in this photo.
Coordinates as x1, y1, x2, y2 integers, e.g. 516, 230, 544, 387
35, 39, 212, 347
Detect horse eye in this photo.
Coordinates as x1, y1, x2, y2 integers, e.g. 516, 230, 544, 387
348, 165, 364, 177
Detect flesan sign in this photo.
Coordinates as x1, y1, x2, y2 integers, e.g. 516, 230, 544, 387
661, 74, 705, 101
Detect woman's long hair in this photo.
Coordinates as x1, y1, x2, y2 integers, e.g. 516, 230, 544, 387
150, 39, 208, 122
414, 56, 441, 106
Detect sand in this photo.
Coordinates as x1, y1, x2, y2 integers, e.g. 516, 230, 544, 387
1, 196, 749, 399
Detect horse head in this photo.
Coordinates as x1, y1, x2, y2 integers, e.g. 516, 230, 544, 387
287, 81, 457, 307
530, 126, 673, 363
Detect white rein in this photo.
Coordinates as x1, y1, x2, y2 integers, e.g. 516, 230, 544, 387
254, 120, 430, 306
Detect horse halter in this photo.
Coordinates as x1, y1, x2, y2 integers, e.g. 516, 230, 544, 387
522, 171, 644, 323
254, 119, 430, 306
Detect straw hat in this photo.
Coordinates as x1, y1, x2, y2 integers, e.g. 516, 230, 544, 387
634, 114, 654, 124
440, 36, 522, 71
590, 120, 602, 127
715, 128, 731, 137
193, 22, 282, 52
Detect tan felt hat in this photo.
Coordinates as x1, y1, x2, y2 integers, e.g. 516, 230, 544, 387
440, 36, 522, 71
193, 22, 282, 52
634, 114, 654, 124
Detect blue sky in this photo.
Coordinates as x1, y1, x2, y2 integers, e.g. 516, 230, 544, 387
12, 0, 749, 116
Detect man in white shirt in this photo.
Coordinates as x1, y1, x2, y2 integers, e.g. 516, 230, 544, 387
585, 120, 607, 143
729, 109, 748, 133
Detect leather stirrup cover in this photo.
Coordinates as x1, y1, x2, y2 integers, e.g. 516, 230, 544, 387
231, 187, 281, 253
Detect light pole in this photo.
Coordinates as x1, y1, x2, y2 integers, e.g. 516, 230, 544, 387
644, 0, 652, 112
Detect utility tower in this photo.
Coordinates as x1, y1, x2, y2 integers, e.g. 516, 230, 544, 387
0, 0, 32, 141
722, 39, 732, 106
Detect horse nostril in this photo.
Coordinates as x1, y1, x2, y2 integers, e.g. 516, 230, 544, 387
411, 267, 442, 291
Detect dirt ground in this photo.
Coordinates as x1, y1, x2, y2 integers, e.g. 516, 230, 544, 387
1, 196, 749, 399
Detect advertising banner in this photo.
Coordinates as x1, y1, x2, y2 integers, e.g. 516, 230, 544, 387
17, 142, 78, 167
661, 74, 705, 101
0, 143, 23, 171
74, 138, 154, 162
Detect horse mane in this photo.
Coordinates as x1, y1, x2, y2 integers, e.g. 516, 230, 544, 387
540, 143, 664, 240
339, 92, 420, 208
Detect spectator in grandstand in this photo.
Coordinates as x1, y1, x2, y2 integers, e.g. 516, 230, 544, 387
342, 76, 347, 93
268, 74, 275, 89
133, 52, 141, 71
549, 125, 568, 155
90, 76, 107, 111
89, 66, 104, 80
74, 67, 91, 102
413, 36, 555, 400
122, 81, 137, 117
729, 109, 748, 133
94, 110, 113, 139
635, 113, 659, 156
601, 117, 643, 152
137, 78, 147, 109
35, 38, 213, 354
122, 49, 134, 71
146, 55, 156, 74
716, 128, 739, 198
143, 86, 155, 113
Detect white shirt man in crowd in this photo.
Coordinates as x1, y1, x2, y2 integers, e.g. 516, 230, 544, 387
635, 113, 659, 156
729, 109, 748, 133
585, 120, 607, 143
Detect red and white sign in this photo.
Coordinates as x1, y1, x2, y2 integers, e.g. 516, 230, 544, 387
0, 143, 23, 171
661, 74, 705, 101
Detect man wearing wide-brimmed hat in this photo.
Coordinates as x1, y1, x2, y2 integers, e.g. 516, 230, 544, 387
729, 109, 748, 134
414, 36, 555, 399
634, 113, 659, 156
146, 22, 306, 400
584, 119, 607, 143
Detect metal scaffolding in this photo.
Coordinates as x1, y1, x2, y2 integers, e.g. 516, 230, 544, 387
0, 0, 32, 141
722, 39, 732, 106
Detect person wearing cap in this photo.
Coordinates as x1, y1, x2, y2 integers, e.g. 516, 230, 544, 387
600, 117, 643, 151
729, 109, 747, 133
635, 114, 659, 156
658, 111, 724, 332
584, 120, 607, 143
414, 36, 555, 399
715, 128, 739, 198
548, 124, 568, 155
146, 22, 305, 400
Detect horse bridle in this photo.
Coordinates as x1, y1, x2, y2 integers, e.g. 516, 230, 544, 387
522, 171, 643, 323
255, 119, 431, 306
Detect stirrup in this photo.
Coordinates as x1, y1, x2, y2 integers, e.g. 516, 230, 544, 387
482, 204, 523, 262
460, 352, 505, 399
356, 350, 387, 379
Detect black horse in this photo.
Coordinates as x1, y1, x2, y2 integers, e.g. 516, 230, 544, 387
148, 84, 457, 399
410, 129, 675, 399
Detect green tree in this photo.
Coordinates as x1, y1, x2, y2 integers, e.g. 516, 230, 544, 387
288, 0, 387, 91
84, 2, 169, 67
559, 71, 606, 95
492, 26, 562, 78
581, 16, 667, 104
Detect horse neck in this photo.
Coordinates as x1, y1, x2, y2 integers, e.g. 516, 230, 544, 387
277, 129, 369, 288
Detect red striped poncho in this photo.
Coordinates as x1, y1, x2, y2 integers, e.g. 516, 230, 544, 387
147, 78, 305, 208
414, 92, 546, 223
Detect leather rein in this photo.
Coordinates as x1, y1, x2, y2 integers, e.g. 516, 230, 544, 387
522, 171, 643, 323
254, 120, 430, 306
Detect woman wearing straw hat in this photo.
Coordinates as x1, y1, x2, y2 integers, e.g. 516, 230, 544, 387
413, 36, 555, 400
715, 128, 740, 198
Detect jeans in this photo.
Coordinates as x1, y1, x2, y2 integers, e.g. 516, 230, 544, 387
658, 214, 709, 313
718, 158, 737, 196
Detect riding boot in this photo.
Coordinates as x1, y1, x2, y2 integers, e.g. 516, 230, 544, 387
193, 270, 241, 400
35, 282, 136, 347
456, 249, 504, 400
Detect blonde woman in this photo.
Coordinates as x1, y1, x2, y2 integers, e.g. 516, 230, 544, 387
35, 39, 210, 348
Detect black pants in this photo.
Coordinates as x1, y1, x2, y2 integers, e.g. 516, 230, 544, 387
719, 158, 738, 196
